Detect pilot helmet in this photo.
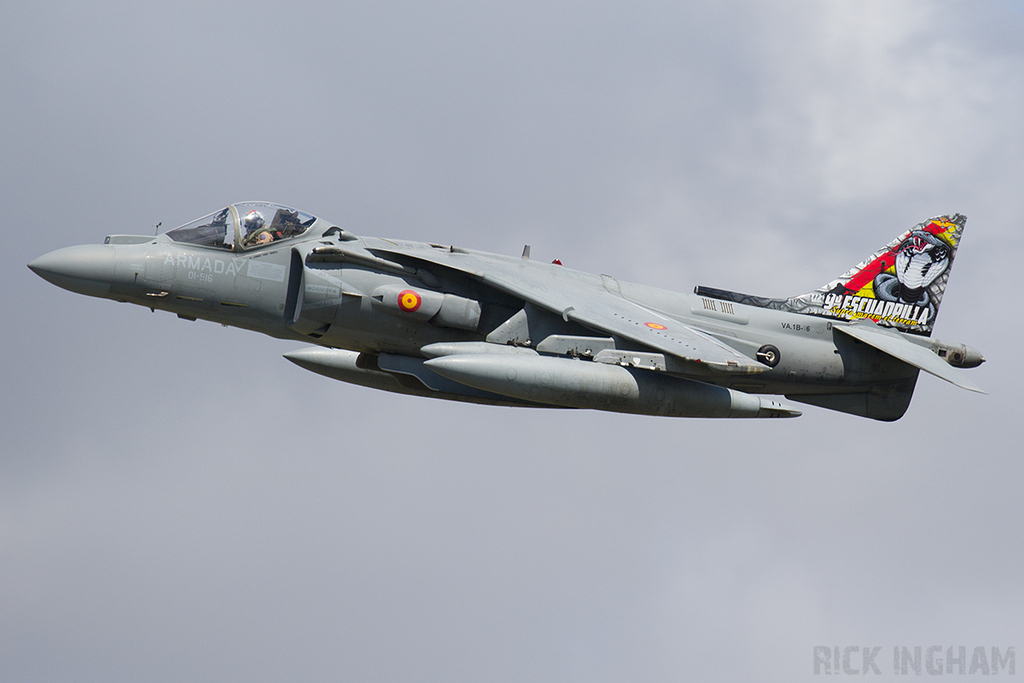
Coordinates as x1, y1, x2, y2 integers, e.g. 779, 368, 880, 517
243, 210, 265, 235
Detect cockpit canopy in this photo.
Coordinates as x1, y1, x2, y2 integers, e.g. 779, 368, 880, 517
166, 202, 317, 251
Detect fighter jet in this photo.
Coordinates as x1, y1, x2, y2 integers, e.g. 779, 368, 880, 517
29, 202, 985, 420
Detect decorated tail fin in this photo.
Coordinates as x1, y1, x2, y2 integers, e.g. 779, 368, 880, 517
806, 214, 965, 336
694, 214, 966, 336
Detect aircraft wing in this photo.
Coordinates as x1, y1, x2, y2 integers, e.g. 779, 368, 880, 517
834, 322, 986, 393
370, 244, 766, 373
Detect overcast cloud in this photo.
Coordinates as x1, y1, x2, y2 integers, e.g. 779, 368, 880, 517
2, 2, 1023, 681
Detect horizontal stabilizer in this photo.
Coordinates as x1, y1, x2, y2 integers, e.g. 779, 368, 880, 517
834, 323, 985, 394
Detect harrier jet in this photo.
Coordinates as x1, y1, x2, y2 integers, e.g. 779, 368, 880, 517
29, 202, 984, 420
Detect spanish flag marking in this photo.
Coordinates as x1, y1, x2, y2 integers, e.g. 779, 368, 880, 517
398, 289, 422, 312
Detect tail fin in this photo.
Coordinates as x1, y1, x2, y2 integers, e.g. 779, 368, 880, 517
807, 214, 965, 336
695, 214, 966, 336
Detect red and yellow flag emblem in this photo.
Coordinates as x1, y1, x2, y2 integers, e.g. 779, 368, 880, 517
398, 289, 422, 312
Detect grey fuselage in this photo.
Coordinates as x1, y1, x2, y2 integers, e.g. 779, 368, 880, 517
56, 228, 895, 388
30, 206, 983, 420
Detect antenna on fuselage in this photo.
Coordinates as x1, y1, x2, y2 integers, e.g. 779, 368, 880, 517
154, 222, 162, 236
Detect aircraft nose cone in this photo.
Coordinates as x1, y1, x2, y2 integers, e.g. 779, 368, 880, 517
28, 244, 117, 297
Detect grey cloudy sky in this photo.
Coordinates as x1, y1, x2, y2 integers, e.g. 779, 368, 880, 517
2, 2, 1023, 681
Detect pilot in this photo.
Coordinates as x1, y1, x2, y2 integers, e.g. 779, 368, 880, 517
242, 210, 276, 246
